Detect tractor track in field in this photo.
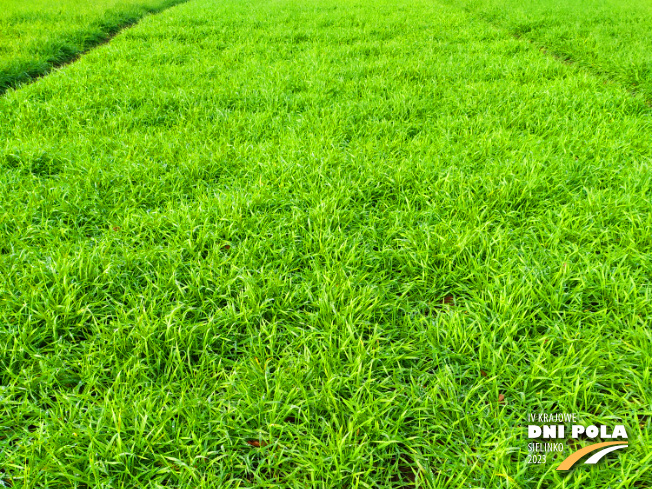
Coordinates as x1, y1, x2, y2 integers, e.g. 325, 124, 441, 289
514, 33, 652, 108
0, 0, 190, 97
447, 2, 652, 109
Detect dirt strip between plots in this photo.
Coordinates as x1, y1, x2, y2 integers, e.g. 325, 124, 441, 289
0, 0, 190, 97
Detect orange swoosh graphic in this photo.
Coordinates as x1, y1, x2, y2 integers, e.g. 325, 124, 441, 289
557, 441, 628, 471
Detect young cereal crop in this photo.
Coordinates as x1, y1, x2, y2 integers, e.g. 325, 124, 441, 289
0, 0, 650, 487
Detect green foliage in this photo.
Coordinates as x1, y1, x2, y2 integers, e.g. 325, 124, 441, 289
446, 0, 652, 102
0, 0, 651, 487
0, 0, 187, 93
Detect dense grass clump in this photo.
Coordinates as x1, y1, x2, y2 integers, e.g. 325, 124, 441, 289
0, 0, 187, 93
0, 0, 651, 487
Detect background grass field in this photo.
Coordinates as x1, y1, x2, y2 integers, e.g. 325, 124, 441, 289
0, 0, 651, 487
0, 0, 186, 93
446, 0, 652, 102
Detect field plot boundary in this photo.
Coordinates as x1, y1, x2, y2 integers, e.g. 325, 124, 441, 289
0, 0, 189, 96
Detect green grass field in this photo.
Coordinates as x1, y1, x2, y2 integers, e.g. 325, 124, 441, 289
446, 0, 652, 102
0, 0, 186, 93
1, 0, 651, 487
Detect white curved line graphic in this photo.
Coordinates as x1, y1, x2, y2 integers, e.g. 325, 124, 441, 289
584, 444, 628, 465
